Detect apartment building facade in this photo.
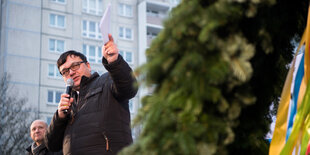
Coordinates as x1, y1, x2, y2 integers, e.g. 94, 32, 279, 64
0, 0, 179, 139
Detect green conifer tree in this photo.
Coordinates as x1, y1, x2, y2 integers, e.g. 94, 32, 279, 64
121, 0, 307, 154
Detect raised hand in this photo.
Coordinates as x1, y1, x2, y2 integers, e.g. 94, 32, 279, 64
102, 34, 119, 64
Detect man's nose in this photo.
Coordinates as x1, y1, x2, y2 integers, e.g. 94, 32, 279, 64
69, 68, 75, 76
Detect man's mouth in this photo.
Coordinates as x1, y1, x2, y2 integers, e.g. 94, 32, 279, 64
73, 76, 79, 82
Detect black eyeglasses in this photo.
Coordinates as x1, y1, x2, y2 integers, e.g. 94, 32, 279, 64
60, 61, 87, 76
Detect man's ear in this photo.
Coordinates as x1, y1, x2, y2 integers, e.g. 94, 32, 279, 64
86, 62, 91, 70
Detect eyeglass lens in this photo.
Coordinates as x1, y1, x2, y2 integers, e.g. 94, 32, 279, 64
61, 62, 84, 76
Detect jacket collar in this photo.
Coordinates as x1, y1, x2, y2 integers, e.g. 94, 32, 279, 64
80, 72, 99, 88
26, 145, 31, 153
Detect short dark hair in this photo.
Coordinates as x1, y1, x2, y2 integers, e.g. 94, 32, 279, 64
57, 50, 88, 70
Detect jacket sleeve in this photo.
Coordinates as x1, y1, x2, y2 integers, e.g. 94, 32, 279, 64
102, 55, 138, 101
44, 110, 69, 152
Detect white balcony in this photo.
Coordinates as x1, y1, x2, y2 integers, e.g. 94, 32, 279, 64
146, 0, 170, 6
147, 15, 164, 26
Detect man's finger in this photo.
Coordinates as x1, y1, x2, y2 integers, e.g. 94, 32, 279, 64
61, 94, 70, 98
61, 101, 71, 106
104, 43, 112, 50
108, 34, 114, 42
102, 45, 108, 57
106, 46, 115, 53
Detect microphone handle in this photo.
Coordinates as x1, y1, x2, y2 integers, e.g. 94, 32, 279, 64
63, 103, 69, 114
62, 86, 72, 114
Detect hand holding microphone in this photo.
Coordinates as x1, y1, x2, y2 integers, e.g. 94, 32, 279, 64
58, 79, 74, 118
63, 79, 74, 114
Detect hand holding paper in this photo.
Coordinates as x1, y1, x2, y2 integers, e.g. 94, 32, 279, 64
102, 34, 119, 64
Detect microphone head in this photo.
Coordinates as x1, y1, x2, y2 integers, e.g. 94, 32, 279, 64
66, 78, 74, 87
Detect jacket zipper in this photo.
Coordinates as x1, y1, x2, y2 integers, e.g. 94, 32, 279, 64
70, 94, 79, 124
104, 134, 110, 151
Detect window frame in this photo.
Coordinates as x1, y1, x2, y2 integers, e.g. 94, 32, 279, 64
48, 64, 62, 79
82, 0, 103, 15
49, 38, 65, 53
83, 44, 102, 63
119, 26, 133, 40
50, 0, 66, 4
49, 13, 66, 29
82, 20, 102, 40
119, 49, 133, 65
118, 3, 133, 17
47, 90, 62, 105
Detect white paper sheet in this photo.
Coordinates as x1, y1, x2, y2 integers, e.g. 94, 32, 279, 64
99, 3, 111, 44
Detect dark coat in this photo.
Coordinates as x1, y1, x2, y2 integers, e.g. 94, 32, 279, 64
26, 144, 62, 155
45, 56, 137, 155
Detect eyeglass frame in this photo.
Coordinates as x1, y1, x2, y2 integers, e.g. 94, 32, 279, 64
59, 61, 87, 76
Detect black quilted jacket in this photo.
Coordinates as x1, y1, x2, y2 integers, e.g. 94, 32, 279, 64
45, 55, 137, 155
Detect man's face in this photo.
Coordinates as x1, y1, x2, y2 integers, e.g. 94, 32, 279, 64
59, 55, 91, 90
30, 120, 47, 144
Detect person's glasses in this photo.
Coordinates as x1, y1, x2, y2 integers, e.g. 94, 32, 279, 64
60, 61, 87, 76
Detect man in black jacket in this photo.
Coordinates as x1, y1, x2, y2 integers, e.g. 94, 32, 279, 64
45, 34, 138, 155
27, 120, 62, 155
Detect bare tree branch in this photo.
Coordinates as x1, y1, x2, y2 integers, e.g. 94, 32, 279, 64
0, 73, 36, 154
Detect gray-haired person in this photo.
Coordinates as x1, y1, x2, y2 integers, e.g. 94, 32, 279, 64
26, 120, 62, 155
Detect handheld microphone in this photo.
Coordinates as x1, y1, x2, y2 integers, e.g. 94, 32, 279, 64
63, 78, 74, 114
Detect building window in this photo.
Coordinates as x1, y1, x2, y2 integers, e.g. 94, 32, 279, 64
82, 20, 102, 39
49, 39, 65, 53
119, 50, 133, 64
118, 3, 132, 17
51, 0, 66, 4
119, 27, 133, 40
83, 44, 102, 63
82, 0, 103, 15
170, 0, 180, 5
46, 117, 52, 125
47, 90, 62, 105
48, 64, 62, 78
132, 127, 136, 139
147, 9, 159, 17
50, 14, 65, 28
129, 99, 134, 113
147, 32, 158, 39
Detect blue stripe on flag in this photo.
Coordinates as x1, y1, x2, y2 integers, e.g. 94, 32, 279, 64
286, 54, 305, 141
